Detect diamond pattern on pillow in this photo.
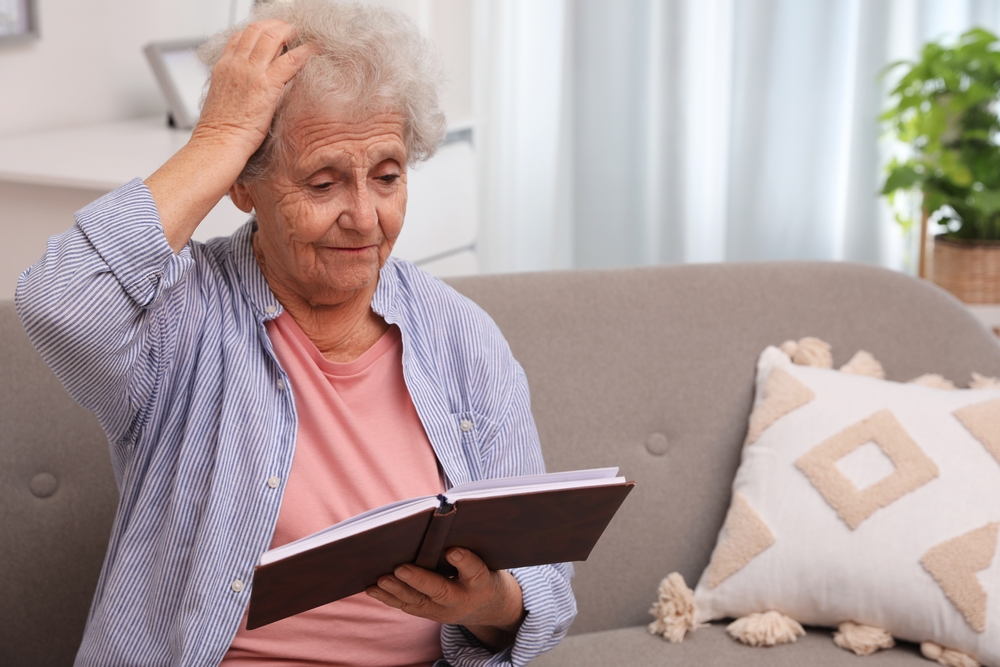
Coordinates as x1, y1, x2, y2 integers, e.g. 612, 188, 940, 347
954, 399, 1000, 466
795, 409, 939, 530
705, 492, 776, 588
745, 367, 815, 445
921, 523, 999, 634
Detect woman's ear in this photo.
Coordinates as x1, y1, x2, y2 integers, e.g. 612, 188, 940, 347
230, 182, 255, 213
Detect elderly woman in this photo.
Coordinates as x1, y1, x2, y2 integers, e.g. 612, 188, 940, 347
16, 2, 574, 665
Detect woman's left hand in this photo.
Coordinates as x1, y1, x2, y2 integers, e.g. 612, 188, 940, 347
367, 548, 527, 651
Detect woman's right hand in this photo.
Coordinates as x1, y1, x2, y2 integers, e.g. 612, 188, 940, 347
194, 20, 317, 163
145, 19, 315, 253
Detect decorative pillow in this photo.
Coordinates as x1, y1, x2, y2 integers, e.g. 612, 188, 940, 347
650, 339, 1000, 667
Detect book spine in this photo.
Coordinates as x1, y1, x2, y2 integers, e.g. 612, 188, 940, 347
414, 503, 458, 571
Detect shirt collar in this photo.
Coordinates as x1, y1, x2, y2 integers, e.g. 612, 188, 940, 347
229, 218, 284, 322
372, 258, 400, 324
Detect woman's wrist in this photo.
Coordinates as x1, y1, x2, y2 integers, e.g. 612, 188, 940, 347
144, 133, 253, 252
462, 570, 527, 651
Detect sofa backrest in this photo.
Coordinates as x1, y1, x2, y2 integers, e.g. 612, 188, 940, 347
0, 301, 117, 665
446, 262, 1000, 635
3, 262, 999, 663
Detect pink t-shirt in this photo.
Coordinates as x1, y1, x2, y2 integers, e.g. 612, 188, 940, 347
222, 313, 445, 667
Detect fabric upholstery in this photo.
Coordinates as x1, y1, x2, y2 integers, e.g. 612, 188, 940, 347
529, 624, 928, 666
0, 301, 117, 665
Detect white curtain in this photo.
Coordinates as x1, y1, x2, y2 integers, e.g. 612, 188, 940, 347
471, 0, 1000, 274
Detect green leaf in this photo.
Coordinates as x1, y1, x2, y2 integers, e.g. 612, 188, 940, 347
881, 165, 923, 194
922, 189, 950, 214
967, 188, 1000, 214
879, 26, 1000, 240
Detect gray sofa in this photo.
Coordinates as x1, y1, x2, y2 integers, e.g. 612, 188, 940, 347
4, 262, 1000, 665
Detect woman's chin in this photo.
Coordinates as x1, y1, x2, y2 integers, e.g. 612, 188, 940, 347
298, 265, 382, 305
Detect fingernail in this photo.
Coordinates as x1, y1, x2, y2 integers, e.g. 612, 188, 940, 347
366, 590, 378, 598
395, 566, 411, 581
448, 549, 463, 562
379, 578, 395, 590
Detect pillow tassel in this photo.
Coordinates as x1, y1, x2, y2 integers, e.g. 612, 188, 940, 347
839, 351, 886, 380
648, 572, 700, 643
726, 611, 805, 647
909, 374, 958, 390
790, 337, 833, 369
920, 641, 980, 667
832, 621, 894, 656
780, 340, 800, 358
969, 372, 1000, 389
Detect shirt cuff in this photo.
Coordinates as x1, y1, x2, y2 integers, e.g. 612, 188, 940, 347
75, 178, 193, 308
438, 564, 574, 667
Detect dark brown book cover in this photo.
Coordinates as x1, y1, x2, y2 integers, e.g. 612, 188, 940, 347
246, 481, 634, 630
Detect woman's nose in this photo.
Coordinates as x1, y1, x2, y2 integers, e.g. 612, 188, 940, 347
340, 182, 378, 233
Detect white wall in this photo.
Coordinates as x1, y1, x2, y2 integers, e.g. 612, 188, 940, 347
0, 0, 471, 138
0, 2, 229, 138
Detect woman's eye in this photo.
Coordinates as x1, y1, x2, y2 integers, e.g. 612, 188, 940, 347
312, 182, 333, 190
378, 174, 400, 184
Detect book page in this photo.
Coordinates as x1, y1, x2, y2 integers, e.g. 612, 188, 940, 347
445, 467, 620, 496
444, 475, 626, 503
260, 495, 441, 565
258, 467, 625, 566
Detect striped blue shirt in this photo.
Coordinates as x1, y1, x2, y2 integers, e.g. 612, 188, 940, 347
16, 179, 576, 667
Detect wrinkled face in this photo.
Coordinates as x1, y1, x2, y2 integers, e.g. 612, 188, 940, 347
240, 104, 407, 306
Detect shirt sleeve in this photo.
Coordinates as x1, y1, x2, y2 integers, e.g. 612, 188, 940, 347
15, 178, 194, 481
439, 363, 577, 667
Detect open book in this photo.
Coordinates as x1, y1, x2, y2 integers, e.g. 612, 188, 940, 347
247, 467, 634, 629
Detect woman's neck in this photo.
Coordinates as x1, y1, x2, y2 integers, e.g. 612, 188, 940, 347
280, 294, 390, 363
254, 238, 390, 363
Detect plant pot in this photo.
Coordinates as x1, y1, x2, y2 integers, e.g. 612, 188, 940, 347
931, 235, 1000, 304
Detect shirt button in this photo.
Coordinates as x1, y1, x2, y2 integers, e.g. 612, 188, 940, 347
265, 305, 277, 314
231, 579, 245, 593
459, 419, 473, 432
267, 476, 280, 489
277, 379, 286, 390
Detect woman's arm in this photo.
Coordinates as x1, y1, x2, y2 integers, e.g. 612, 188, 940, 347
15, 20, 313, 472
15, 182, 191, 477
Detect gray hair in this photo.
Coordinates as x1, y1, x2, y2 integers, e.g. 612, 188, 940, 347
198, 0, 447, 182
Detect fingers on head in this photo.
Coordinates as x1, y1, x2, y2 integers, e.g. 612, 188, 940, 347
222, 30, 244, 59
269, 41, 317, 84
235, 20, 298, 61
281, 41, 319, 69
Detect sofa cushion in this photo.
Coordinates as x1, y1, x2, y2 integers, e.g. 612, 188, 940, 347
689, 344, 1000, 664
530, 624, 928, 666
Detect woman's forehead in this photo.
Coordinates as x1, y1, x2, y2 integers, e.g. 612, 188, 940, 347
282, 106, 407, 168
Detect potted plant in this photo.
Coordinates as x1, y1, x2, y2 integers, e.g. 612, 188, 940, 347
881, 27, 1000, 303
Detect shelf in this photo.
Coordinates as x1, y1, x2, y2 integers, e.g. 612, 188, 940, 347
0, 116, 191, 191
